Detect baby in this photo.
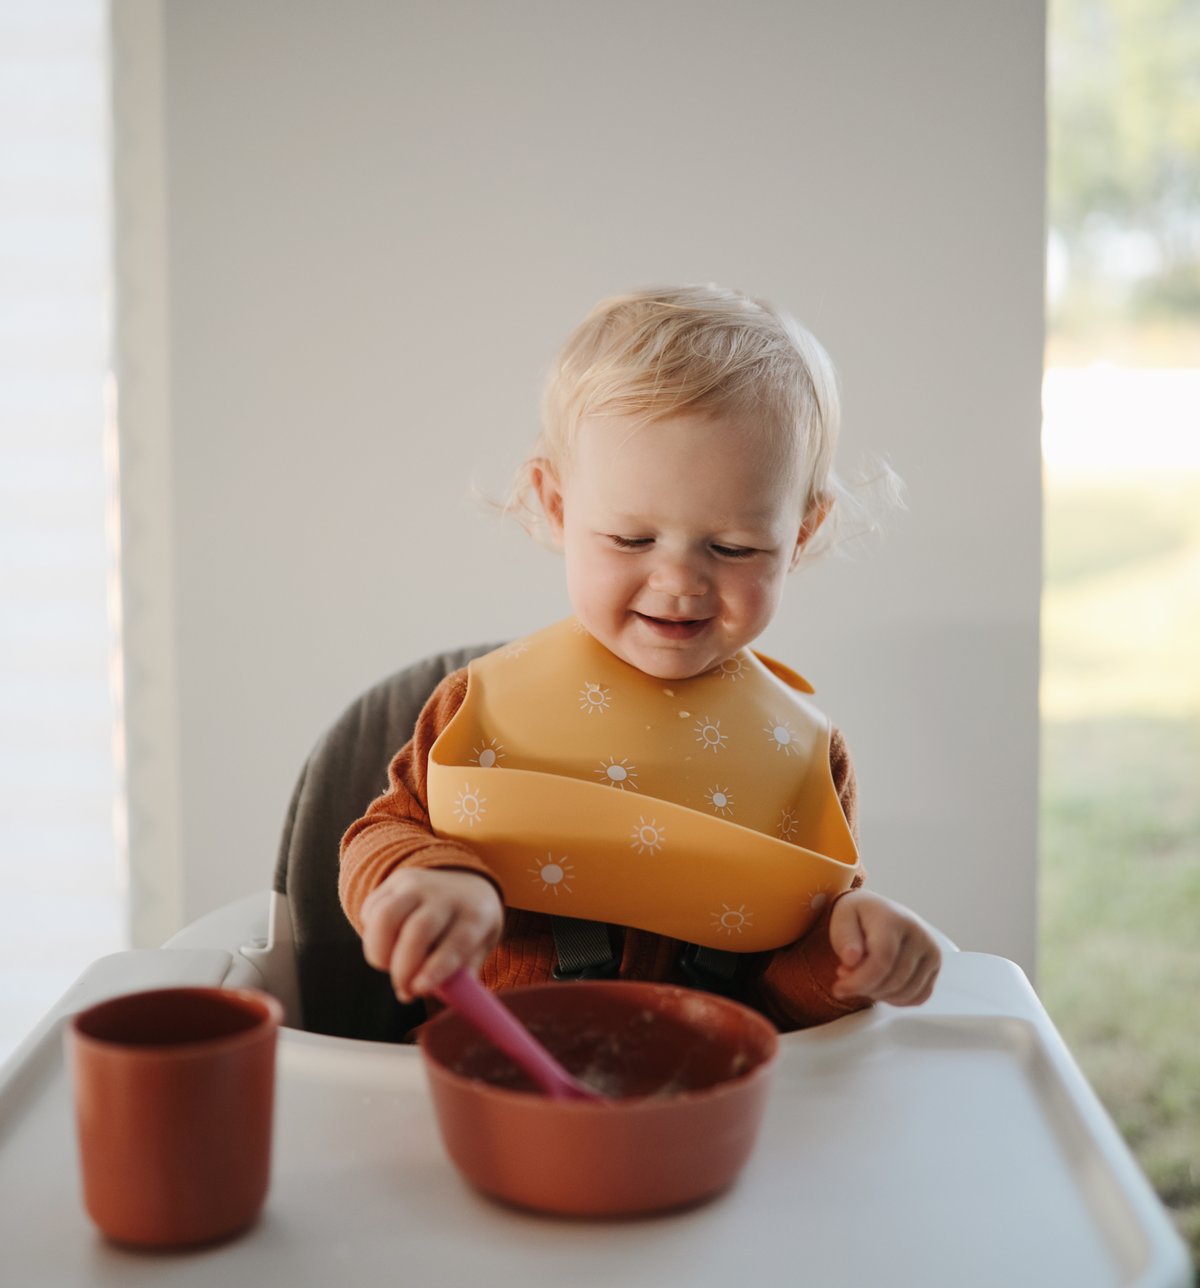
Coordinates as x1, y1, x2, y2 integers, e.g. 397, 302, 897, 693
339, 285, 940, 1030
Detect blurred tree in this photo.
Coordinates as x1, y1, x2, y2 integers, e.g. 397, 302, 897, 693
1050, 0, 1200, 329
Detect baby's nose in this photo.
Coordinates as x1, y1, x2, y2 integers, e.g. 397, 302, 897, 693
647, 552, 707, 597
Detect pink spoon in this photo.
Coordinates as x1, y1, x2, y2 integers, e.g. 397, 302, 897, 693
433, 969, 605, 1102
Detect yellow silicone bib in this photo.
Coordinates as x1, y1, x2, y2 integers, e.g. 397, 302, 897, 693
427, 619, 859, 951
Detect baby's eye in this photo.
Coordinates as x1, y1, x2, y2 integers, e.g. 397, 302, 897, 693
710, 543, 757, 559
609, 535, 653, 550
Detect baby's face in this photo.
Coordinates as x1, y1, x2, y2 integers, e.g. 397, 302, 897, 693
537, 411, 811, 680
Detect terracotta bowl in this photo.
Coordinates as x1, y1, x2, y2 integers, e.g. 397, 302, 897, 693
419, 980, 778, 1217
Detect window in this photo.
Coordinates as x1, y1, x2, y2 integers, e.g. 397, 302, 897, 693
0, 0, 125, 1063
1041, 0, 1200, 1254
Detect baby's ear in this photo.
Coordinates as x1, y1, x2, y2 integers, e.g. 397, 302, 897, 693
788, 494, 832, 570
530, 459, 566, 545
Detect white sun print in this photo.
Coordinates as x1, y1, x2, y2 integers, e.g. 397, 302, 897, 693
452, 784, 487, 828
808, 885, 834, 915
500, 638, 530, 660
717, 655, 747, 682
472, 738, 505, 769
570, 617, 590, 635
778, 807, 799, 841
578, 682, 611, 715
596, 756, 639, 790
694, 716, 728, 753
705, 786, 734, 817
711, 903, 753, 936
630, 816, 666, 855
765, 718, 800, 755
528, 853, 575, 895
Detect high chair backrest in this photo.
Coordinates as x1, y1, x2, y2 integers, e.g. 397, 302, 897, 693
274, 642, 499, 1040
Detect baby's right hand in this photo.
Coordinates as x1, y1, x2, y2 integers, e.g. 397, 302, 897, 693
360, 868, 503, 1002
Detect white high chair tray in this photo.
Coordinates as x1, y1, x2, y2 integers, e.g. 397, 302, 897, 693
0, 949, 1190, 1287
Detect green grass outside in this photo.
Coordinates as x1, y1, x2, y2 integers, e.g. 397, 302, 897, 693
1039, 473, 1200, 1265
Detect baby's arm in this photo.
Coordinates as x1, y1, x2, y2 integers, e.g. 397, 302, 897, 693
750, 886, 939, 1026
748, 729, 938, 1027
339, 669, 504, 1000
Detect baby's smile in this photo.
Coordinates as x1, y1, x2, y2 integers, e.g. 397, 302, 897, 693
633, 612, 711, 641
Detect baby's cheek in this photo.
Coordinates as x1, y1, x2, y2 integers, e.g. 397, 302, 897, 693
736, 566, 787, 624
565, 551, 629, 627
585, 554, 635, 602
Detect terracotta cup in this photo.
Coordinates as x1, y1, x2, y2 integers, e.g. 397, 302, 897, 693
67, 986, 282, 1248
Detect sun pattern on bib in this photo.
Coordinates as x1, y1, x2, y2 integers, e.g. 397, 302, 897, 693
706, 785, 734, 817
694, 716, 728, 753
711, 903, 753, 936
529, 854, 575, 895
765, 718, 801, 755
473, 738, 505, 768
597, 756, 638, 789
453, 784, 487, 827
578, 682, 611, 715
630, 817, 666, 855
717, 655, 747, 682
808, 885, 834, 914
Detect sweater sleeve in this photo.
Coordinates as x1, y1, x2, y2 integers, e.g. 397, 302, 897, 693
745, 726, 870, 1030
337, 668, 500, 935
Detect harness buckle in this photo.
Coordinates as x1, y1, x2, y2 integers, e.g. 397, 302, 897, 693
678, 943, 743, 997
550, 915, 620, 981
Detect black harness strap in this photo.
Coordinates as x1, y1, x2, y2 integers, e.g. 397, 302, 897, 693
550, 916, 745, 997
550, 916, 620, 979
679, 944, 743, 997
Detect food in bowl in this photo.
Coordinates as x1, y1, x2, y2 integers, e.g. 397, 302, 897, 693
419, 980, 778, 1216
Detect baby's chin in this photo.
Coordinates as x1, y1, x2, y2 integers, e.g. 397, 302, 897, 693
572, 611, 734, 680
607, 636, 727, 682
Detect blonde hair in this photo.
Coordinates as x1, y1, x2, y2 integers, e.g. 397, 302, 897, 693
509, 284, 894, 552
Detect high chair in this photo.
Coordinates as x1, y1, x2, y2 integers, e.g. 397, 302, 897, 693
44, 645, 1186, 1284
167, 642, 499, 1037
51, 648, 1192, 1282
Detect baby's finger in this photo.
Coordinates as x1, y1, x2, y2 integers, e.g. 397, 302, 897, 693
389, 905, 453, 1002
828, 900, 866, 970
361, 883, 423, 972
886, 953, 941, 1007
832, 965, 888, 1001
833, 929, 905, 1000
895, 971, 938, 1008
411, 906, 498, 995
870, 945, 929, 1004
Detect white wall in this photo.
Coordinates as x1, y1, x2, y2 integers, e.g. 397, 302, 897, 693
113, 0, 1045, 970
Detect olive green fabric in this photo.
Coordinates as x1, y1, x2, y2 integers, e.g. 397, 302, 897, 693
273, 644, 498, 1041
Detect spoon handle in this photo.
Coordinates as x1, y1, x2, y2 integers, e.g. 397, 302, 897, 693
433, 969, 602, 1102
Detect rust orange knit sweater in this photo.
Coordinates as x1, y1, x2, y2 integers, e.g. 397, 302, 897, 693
339, 668, 868, 1031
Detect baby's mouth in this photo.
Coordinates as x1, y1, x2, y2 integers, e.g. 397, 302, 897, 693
635, 613, 709, 641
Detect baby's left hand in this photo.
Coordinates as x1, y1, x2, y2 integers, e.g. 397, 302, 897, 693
828, 890, 941, 1006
